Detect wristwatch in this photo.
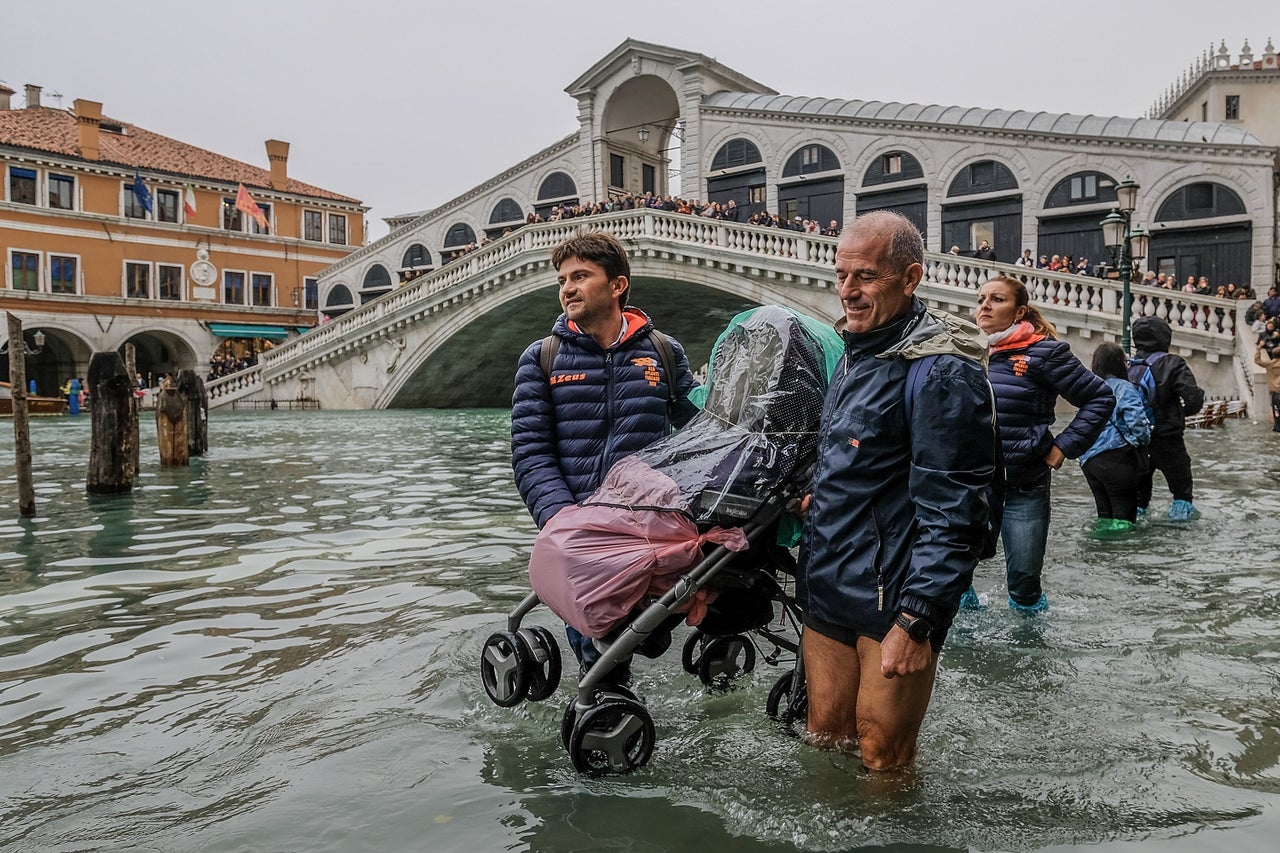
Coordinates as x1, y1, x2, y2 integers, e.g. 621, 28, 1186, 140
895, 612, 933, 643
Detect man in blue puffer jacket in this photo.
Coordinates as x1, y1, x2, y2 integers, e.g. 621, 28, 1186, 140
800, 211, 999, 770
512, 228, 698, 682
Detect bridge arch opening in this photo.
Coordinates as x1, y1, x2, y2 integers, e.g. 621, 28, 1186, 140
942, 159, 1022, 261
857, 150, 928, 239
361, 264, 393, 304
1037, 170, 1120, 269
1151, 181, 1251, 286
778, 143, 843, 228
442, 222, 478, 261
707, 138, 766, 220
487, 197, 525, 239
400, 244, 433, 282
535, 172, 578, 219
601, 75, 680, 199
324, 283, 355, 318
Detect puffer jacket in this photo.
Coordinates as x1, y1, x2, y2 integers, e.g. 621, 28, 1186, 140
987, 322, 1114, 487
511, 307, 698, 528
800, 300, 998, 634
1132, 315, 1205, 438
1078, 377, 1150, 467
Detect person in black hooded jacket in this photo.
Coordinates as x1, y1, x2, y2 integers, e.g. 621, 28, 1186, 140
1129, 315, 1205, 520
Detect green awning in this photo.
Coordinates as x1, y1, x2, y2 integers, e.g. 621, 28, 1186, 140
208, 323, 290, 340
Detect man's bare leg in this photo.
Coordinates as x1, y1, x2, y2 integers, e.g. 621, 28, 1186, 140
801, 627, 861, 751
854, 635, 937, 770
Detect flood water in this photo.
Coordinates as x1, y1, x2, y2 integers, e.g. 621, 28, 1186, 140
1, 409, 1278, 853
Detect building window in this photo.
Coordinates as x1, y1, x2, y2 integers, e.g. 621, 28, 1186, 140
125, 262, 150, 298
222, 197, 242, 231
642, 163, 656, 195
1069, 174, 1098, 201
883, 153, 903, 175
304, 210, 323, 241
124, 182, 150, 219
50, 255, 77, 294
48, 174, 74, 210
1201, 101, 1208, 121
304, 277, 319, 310
1186, 182, 1214, 213
251, 273, 272, 306
223, 270, 245, 305
970, 161, 995, 188
1225, 94, 1241, 120
329, 213, 347, 245
158, 264, 183, 300
801, 145, 822, 168
10, 251, 39, 291
748, 185, 765, 205
970, 221, 995, 248
609, 153, 624, 188
252, 202, 272, 235
8, 167, 36, 205
156, 189, 179, 223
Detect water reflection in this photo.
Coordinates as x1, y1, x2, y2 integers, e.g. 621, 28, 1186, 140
0, 410, 1278, 851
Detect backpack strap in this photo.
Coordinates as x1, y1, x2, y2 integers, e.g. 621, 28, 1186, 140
538, 334, 560, 381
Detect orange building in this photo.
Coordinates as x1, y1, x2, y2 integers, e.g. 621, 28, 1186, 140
0, 82, 365, 394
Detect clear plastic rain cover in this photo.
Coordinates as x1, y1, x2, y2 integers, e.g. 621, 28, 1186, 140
585, 304, 843, 526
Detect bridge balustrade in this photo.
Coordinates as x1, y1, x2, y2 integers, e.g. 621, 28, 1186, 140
244, 208, 1245, 407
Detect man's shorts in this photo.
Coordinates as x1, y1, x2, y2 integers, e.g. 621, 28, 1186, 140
804, 611, 948, 654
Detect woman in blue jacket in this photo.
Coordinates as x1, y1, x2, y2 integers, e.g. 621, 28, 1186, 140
1078, 342, 1151, 531
973, 276, 1115, 612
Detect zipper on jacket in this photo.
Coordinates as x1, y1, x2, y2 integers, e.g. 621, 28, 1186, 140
600, 351, 616, 481
871, 503, 885, 611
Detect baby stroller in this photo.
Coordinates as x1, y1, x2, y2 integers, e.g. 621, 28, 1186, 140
480, 305, 842, 774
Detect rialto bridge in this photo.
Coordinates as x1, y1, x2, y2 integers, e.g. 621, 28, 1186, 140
211, 210, 1257, 413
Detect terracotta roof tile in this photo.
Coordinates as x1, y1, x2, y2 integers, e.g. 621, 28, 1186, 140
0, 106, 361, 204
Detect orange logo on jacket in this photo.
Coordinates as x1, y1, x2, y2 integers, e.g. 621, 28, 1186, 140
632, 356, 662, 387
1010, 355, 1030, 377
550, 373, 586, 385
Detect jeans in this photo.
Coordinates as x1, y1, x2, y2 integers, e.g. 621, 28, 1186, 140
565, 625, 631, 686
1000, 474, 1051, 606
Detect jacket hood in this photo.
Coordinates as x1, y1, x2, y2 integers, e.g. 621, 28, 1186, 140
1132, 315, 1172, 353
877, 299, 988, 365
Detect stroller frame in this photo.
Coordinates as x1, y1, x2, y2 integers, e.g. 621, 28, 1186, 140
481, 496, 810, 775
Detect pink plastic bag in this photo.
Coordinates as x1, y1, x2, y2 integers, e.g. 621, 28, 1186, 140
529, 461, 748, 638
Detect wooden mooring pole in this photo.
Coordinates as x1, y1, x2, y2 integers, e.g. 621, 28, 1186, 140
6, 313, 36, 516
176, 369, 208, 457
86, 351, 137, 494
155, 380, 189, 467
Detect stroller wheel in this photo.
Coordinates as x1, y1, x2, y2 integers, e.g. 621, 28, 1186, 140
561, 685, 637, 753
697, 634, 756, 688
680, 629, 705, 675
568, 696, 655, 775
766, 670, 808, 734
522, 626, 562, 702
480, 630, 533, 707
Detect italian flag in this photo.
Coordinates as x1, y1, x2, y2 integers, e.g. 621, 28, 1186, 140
183, 184, 197, 219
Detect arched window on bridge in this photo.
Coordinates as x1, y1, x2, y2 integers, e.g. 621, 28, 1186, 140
942, 159, 1021, 261
400, 244, 432, 282
487, 197, 526, 240
324, 283, 354, 319
360, 264, 393, 304
707, 138, 766, 219
1150, 182, 1250, 287
535, 172, 578, 219
857, 150, 927, 239
778, 144, 843, 229
442, 222, 478, 264
1037, 171, 1120, 272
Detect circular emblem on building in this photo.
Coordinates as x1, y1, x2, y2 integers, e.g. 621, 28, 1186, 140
191, 249, 217, 287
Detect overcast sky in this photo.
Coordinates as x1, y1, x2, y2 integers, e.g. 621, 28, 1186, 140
6, 0, 1276, 240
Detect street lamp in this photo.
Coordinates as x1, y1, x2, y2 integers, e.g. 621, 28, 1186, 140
0, 329, 45, 356
1101, 180, 1144, 352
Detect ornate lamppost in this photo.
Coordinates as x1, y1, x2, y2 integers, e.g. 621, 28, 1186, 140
1101, 179, 1150, 353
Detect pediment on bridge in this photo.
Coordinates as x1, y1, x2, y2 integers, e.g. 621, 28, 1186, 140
565, 38, 776, 100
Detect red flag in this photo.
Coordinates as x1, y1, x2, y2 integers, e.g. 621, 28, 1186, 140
235, 183, 269, 231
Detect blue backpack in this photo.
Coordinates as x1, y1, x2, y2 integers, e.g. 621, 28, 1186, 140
1127, 351, 1167, 425
904, 355, 1005, 561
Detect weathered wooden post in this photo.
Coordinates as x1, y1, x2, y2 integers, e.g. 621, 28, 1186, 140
123, 343, 140, 480
6, 313, 36, 516
176, 369, 208, 456
86, 351, 137, 494
155, 382, 189, 467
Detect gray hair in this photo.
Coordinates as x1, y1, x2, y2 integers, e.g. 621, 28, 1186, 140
840, 210, 924, 273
